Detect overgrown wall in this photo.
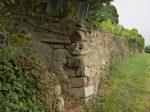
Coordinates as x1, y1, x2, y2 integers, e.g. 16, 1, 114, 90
5, 18, 140, 103
66, 28, 140, 99
26, 21, 140, 99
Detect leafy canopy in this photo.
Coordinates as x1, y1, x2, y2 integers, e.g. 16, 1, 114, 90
145, 45, 150, 53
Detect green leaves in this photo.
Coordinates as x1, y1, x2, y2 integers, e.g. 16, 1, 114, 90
99, 20, 145, 48
0, 0, 18, 9
10, 0, 15, 4
0, 22, 57, 111
0, 49, 54, 111
144, 45, 150, 53
97, 5, 119, 23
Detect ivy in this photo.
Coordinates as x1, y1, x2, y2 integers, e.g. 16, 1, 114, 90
0, 20, 58, 111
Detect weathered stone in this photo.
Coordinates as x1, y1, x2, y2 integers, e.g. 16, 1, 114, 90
66, 42, 94, 55
70, 30, 88, 42
54, 85, 62, 97
32, 32, 71, 44
49, 44, 65, 49
87, 76, 96, 86
56, 97, 65, 112
67, 57, 81, 67
16, 19, 139, 102
69, 77, 88, 88
93, 75, 100, 95
64, 67, 76, 78
76, 66, 90, 77
70, 85, 94, 97
53, 49, 70, 64
76, 66, 98, 77
27, 41, 54, 66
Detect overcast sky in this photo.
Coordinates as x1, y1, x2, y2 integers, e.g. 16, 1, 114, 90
112, 0, 150, 45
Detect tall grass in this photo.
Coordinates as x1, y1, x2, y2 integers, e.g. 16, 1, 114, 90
82, 54, 150, 112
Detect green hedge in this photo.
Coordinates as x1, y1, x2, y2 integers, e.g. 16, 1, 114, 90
99, 20, 145, 48
144, 45, 150, 53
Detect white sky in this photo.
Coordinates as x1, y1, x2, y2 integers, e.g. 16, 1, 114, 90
112, 0, 150, 45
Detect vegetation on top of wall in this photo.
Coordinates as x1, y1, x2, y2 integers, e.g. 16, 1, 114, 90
0, 0, 114, 19
98, 4, 118, 23
144, 45, 150, 53
87, 4, 118, 24
99, 20, 145, 48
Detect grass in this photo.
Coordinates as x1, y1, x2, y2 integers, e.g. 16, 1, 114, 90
81, 53, 150, 112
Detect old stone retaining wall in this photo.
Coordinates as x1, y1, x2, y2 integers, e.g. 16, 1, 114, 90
6, 18, 140, 103
29, 25, 139, 99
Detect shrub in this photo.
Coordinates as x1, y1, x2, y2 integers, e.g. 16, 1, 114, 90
0, 21, 58, 111
0, 46, 58, 111
99, 21, 145, 48
144, 45, 150, 53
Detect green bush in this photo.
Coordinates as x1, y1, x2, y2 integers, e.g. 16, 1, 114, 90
0, 21, 58, 111
0, 0, 15, 9
0, 47, 57, 111
144, 45, 150, 53
99, 20, 145, 48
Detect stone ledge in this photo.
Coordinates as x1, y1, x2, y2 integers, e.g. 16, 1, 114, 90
69, 77, 88, 88
76, 66, 98, 77
70, 30, 88, 43
66, 42, 95, 55
70, 85, 94, 97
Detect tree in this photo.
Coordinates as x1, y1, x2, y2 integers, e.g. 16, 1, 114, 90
78, 0, 114, 21
45, 0, 114, 20
145, 45, 150, 53
86, 0, 114, 26
97, 4, 119, 23
0, 0, 114, 21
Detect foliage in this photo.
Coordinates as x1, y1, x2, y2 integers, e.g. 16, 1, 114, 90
0, 0, 15, 9
87, 4, 119, 27
97, 5, 119, 23
144, 45, 150, 53
99, 20, 145, 48
86, 0, 114, 26
89, 0, 113, 10
0, 20, 58, 112
0, 0, 115, 22
82, 54, 150, 112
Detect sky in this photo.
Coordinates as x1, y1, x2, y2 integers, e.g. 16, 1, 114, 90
112, 0, 150, 45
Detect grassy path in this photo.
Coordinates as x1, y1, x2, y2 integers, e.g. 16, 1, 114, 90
82, 54, 150, 112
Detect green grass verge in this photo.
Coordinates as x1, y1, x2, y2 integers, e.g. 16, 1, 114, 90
82, 53, 150, 112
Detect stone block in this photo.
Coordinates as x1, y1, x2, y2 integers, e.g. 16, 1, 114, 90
70, 30, 88, 42
70, 85, 94, 97
56, 96, 65, 112
67, 57, 81, 67
69, 77, 88, 88
54, 85, 62, 97
87, 77, 96, 85
66, 42, 94, 55
64, 67, 76, 78
76, 66, 98, 77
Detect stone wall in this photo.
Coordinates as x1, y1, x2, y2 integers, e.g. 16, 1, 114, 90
29, 23, 139, 99
7, 18, 140, 101
66, 29, 116, 98
66, 29, 140, 98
